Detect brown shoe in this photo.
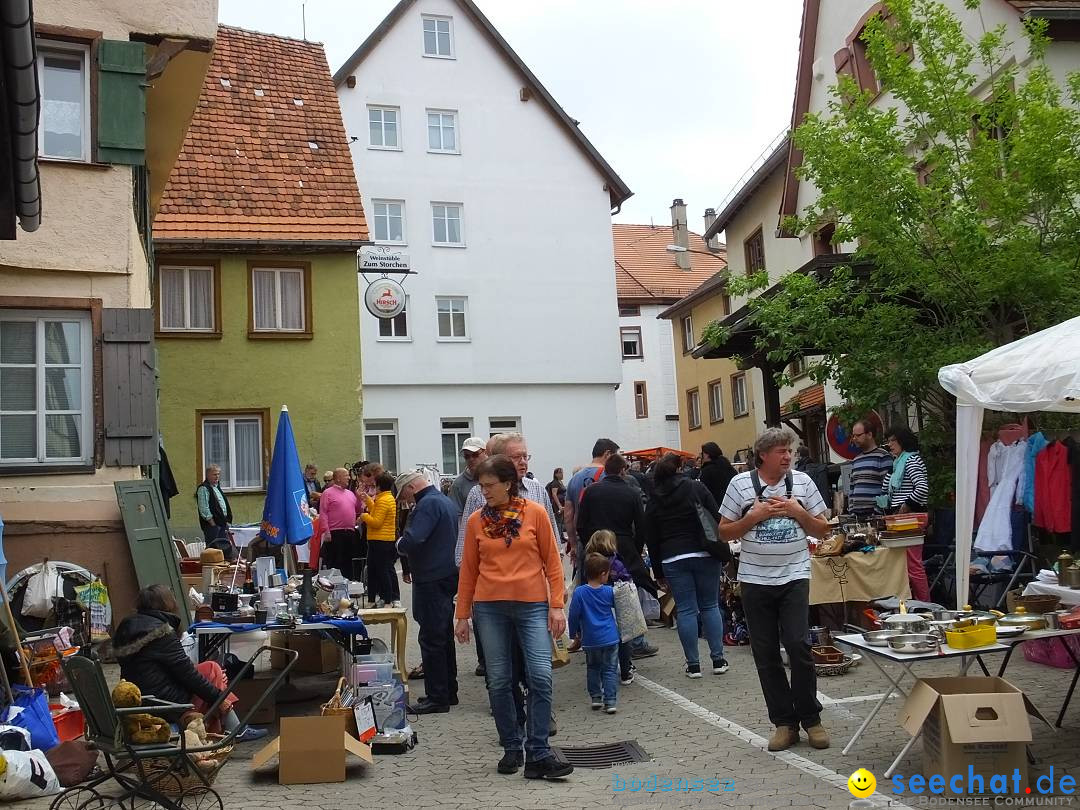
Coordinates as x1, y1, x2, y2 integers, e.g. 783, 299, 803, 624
805, 724, 830, 750
767, 725, 798, 752
567, 638, 582, 653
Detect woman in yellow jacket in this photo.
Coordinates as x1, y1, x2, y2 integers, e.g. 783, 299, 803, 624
362, 471, 400, 608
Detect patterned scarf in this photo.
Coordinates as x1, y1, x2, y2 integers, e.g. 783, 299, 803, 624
480, 496, 526, 546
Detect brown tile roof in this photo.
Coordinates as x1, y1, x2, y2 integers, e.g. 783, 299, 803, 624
155, 26, 368, 245
613, 224, 726, 304
782, 383, 825, 416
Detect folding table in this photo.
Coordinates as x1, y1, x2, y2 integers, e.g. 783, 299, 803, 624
995, 627, 1080, 727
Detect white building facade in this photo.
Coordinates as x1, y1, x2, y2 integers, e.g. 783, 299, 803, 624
615, 303, 681, 450
335, 0, 631, 481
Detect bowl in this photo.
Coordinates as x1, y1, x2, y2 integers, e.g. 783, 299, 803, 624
886, 633, 941, 654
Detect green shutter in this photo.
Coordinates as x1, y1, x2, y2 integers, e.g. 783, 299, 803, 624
97, 40, 147, 165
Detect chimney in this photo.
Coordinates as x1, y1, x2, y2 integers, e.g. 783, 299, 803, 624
670, 198, 690, 270
703, 208, 720, 251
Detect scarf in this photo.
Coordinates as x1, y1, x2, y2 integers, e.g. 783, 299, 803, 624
877, 451, 912, 509
480, 496, 527, 546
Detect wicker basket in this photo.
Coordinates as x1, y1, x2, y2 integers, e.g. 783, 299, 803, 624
143, 734, 234, 795
321, 677, 358, 738
1006, 589, 1060, 615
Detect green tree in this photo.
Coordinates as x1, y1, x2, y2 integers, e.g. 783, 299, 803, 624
706, 0, 1080, 500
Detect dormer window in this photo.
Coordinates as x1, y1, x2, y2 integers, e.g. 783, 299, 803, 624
423, 16, 453, 58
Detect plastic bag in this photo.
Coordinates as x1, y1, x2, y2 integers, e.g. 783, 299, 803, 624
2, 687, 60, 751
638, 587, 661, 622
0, 749, 62, 800
22, 563, 62, 619
613, 581, 647, 643
74, 579, 112, 642
0, 725, 31, 752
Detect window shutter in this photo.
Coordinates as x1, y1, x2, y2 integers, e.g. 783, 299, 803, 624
97, 40, 147, 165
834, 46, 854, 80
102, 308, 158, 466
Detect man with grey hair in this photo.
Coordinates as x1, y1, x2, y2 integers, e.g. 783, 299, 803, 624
718, 427, 831, 753
197, 465, 235, 559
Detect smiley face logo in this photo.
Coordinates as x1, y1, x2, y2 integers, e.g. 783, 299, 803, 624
848, 768, 877, 798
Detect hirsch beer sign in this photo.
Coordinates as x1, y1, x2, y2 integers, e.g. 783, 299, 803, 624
364, 278, 406, 320
359, 245, 410, 273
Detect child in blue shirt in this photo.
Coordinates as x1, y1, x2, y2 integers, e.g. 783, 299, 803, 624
568, 553, 620, 713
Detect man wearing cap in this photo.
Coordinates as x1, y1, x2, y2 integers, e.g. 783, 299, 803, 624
449, 437, 487, 520
396, 469, 460, 714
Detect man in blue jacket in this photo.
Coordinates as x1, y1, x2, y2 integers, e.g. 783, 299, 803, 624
395, 469, 460, 714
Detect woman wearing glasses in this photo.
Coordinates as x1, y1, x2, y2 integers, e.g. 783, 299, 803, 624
455, 454, 572, 782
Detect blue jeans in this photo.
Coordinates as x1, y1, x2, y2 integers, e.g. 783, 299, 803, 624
663, 556, 725, 666
585, 644, 619, 705
472, 601, 553, 761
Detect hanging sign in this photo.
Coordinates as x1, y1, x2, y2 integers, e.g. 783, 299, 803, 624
359, 246, 410, 273
364, 278, 406, 320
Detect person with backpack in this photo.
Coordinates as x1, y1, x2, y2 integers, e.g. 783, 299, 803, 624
563, 439, 619, 585
718, 427, 830, 753
643, 453, 730, 679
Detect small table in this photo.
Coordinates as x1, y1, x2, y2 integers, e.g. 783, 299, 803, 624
356, 607, 409, 683
995, 627, 1080, 727
192, 619, 368, 668
834, 633, 1009, 778
1022, 581, 1080, 607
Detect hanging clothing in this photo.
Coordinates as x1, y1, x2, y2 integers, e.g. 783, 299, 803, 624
1034, 441, 1072, 534
974, 438, 993, 528
1065, 437, 1080, 550
157, 444, 180, 519
975, 439, 1028, 553
1023, 432, 1049, 513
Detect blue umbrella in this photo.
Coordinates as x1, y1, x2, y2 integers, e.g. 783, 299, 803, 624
260, 406, 314, 547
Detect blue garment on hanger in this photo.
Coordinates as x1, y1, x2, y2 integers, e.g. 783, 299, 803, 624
1023, 432, 1049, 512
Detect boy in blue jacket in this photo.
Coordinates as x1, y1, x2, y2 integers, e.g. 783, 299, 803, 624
568, 553, 620, 713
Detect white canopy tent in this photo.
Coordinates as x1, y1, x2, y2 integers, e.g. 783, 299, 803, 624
938, 316, 1080, 608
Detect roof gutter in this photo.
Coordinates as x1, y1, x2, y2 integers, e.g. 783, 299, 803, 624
1, 0, 41, 233
155, 238, 372, 254
1022, 7, 1080, 20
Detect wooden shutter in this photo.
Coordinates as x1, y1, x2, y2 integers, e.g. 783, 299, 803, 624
102, 309, 157, 466
834, 46, 855, 82
97, 40, 147, 165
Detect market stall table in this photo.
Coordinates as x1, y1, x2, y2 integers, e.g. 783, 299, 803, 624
995, 627, 1080, 727
1022, 581, 1080, 607
810, 546, 911, 606
834, 632, 1009, 778
193, 618, 369, 671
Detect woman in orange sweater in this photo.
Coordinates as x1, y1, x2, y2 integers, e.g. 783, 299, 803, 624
361, 472, 400, 608
455, 455, 571, 781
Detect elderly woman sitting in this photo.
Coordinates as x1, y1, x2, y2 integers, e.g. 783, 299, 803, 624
113, 584, 267, 741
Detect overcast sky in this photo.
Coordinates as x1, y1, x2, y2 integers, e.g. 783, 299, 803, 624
218, 0, 802, 233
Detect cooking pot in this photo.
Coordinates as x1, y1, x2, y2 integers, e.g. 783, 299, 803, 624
960, 605, 1003, 625
997, 606, 1047, 631
1062, 564, 1080, 589
883, 613, 930, 633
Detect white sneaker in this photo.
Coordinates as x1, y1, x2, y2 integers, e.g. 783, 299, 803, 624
391, 600, 403, 609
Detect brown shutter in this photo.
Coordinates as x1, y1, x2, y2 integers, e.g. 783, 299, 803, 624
102, 308, 157, 466
834, 46, 854, 78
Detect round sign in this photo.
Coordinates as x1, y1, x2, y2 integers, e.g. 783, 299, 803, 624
364, 277, 406, 319
827, 410, 884, 461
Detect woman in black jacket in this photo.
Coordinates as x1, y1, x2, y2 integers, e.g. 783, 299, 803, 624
112, 585, 266, 740
699, 442, 737, 507
644, 453, 728, 678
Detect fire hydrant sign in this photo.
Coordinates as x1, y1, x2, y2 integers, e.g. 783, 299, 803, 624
364, 277, 406, 319
359, 245, 410, 273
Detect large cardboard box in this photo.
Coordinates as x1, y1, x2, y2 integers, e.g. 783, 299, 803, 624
228, 674, 277, 725
899, 677, 1047, 790
270, 631, 338, 673
252, 715, 372, 784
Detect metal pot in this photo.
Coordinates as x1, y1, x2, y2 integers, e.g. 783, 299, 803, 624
997, 606, 1048, 631
862, 629, 904, 646
883, 613, 931, 633
1063, 564, 1080, 589
887, 633, 941, 654
960, 605, 1003, 625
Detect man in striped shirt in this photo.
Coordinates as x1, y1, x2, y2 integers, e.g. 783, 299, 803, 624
718, 427, 830, 753
847, 420, 894, 516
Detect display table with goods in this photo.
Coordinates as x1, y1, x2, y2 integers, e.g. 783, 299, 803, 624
810, 546, 912, 606
992, 612, 1080, 728
1023, 580, 1080, 607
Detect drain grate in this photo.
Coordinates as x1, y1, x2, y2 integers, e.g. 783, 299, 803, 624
550, 740, 650, 768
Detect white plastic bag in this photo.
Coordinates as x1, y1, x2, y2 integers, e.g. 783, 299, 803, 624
0, 749, 62, 800
614, 581, 647, 643
638, 587, 661, 622
22, 563, 62, 619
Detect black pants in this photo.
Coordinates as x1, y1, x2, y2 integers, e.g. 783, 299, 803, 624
367, 541, 400, 603
413, 573, 459, 705
329, 529, 361, 578
741, 579, 821, 730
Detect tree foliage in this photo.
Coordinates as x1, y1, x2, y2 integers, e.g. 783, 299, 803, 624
707, 0, 1080, 500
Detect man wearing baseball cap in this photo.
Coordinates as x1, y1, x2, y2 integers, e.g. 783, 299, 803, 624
396, 469, 460, 713
449, 437, 487, 520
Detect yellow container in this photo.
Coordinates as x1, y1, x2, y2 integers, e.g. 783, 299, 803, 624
944, 623, 996, 649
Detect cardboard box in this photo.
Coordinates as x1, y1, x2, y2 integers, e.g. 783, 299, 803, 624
270, 631, 339, 674
269, 631, 289, 670
659, 592, 676, 627
228, 674, 277, 725
899, 677, 1047, 790
252, 715, 372, 784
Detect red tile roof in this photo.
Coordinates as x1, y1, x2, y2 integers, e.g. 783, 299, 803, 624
782, 383, 825, 416
613, 224, 726, 304
155, 26, 368, 244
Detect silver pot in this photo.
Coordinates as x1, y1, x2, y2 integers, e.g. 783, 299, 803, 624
883, 613, 931, 634
887, 633, 941, 654
862, 629, 904, 646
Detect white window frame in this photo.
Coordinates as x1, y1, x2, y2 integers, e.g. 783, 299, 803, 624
376, 295, 410, 342
681, 315, 694, 353
440, 417, 472, 477
687, 389, 701, 431
732, 374, 749, 417
0, 310, 93, 467
620, 327, 642, 360
251, 267, 306, 332
37, 40, 91, 162
435, 296, 468, 341
158, 265, 215, 332
708, 380, 724, 423
201, 413, 265, 492
367, 105, 401, 151
422, 15, 455, 59
364, 420, 399, 471
488, 417, 520, 437
426, 109, 459, 154
372, 199, 406, 245
431, 202, 464, 246
633, 381, 648, 419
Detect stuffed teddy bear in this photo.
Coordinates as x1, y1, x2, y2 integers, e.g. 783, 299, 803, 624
179, 712, 222, 771
110, 680, 171, 745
